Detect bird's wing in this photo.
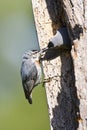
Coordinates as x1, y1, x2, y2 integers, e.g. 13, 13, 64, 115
21, 59, 37, 100
21, 59, 37, 82
22, 80, 34, 100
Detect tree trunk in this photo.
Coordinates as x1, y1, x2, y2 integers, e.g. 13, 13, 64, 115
31, 0, 87, 130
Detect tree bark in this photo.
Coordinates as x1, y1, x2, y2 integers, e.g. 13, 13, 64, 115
31, 0, 87, 130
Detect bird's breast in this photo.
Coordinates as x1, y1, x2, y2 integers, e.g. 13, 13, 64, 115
35, 60, 42, 85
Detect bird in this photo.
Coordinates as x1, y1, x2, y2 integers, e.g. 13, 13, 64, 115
47, 27, 71, 50
20, 50, 42, 104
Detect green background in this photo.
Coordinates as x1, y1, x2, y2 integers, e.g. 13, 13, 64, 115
0, 0, 50, 130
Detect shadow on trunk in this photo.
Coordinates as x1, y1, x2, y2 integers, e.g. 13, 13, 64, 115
51, 52, 80, 130
43, 49, 80, 129
44, 0, 81, 129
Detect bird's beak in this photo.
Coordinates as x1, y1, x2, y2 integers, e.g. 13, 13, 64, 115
33, 47, 48, 59
41, 47, 48, 53
39, 47, 48, 57
39, 47, 48, 54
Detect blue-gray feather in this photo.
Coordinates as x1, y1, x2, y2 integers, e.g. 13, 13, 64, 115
21, 52, 38, 104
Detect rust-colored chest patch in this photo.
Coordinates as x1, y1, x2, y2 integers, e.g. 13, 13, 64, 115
35, 60, 40, 66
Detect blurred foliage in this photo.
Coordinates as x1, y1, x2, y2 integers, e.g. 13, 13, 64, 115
0, 0, 50, 130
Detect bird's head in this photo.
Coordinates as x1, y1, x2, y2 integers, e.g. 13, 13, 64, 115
22, 47, 48, 62
22, 50, 41, 62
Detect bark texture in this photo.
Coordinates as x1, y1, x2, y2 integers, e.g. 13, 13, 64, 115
31, 0, 87, 130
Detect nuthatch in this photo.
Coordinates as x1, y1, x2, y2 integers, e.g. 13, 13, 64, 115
47, 27, 71, 50
20, 50, 43, 104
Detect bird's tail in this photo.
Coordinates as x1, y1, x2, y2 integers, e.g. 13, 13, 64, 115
23, 83, 33, 104
25, 92, 33, 104
28, 93, 32, 104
